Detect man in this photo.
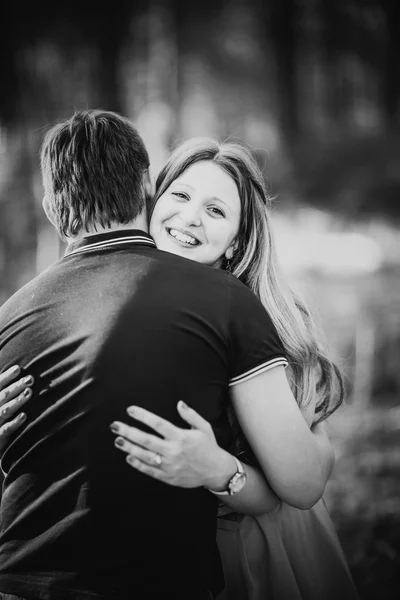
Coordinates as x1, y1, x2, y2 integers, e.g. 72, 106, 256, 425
0, 110, 327, 600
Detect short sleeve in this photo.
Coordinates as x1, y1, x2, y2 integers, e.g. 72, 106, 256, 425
226, 276, 288, 387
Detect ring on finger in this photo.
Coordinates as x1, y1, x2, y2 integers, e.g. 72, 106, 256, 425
152, 452, 163, 467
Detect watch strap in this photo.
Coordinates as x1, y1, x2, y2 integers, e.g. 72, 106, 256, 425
206, 456, 244, 496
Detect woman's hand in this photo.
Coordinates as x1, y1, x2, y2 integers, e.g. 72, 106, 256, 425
0, 366, 33, 453
110, 401, 236, 490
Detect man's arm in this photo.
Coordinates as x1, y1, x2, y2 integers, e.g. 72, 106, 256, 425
230, 366, 334, 509
201, 387, 334, 515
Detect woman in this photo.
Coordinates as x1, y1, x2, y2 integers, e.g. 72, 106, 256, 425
0, 138, 358, 599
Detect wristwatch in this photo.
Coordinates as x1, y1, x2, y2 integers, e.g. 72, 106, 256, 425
207, 456, 247, 496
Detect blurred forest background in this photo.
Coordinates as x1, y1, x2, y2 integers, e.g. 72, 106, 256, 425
1, 0, 400, 598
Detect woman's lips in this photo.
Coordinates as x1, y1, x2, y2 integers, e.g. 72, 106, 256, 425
166, 227, 201, 246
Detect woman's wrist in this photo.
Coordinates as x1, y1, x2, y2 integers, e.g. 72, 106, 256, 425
203, 448, 238, 491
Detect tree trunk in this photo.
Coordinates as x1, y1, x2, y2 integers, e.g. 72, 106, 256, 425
264, 0, 299, 139
381, 1, 400, 126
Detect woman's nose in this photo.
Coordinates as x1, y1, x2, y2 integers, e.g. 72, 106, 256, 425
181, 204, 201, 227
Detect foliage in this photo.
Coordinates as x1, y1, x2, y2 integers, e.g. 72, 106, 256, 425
327, 403, 400, 600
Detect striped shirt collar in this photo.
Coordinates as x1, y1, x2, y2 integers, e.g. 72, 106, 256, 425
65, 229, 156, 258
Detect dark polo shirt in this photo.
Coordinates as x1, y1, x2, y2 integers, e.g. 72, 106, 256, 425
0, 230, 287, 599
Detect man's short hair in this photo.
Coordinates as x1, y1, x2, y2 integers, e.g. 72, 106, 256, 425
40, 109, 150, 237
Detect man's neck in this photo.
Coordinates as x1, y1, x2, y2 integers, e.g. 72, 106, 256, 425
66, 217, 149, 243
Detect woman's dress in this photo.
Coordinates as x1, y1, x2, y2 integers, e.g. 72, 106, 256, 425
216, 498, 359, 600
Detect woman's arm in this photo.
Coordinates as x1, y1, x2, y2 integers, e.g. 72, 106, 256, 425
231, 365, 334, 509
111, 349, 335, 515
309, 420, 335, 479
112, 380, 335, 515
174, 403, 282, 516
204, 449, 281, 516
111, 401, 281, 516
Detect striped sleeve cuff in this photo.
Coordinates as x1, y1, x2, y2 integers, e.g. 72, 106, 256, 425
229, 357, 289, 387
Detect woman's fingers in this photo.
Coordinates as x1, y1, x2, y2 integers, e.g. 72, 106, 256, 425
0, 373, 34, 407
0, 366, 22, 405
113, 431, 169, 483
0, 366, 21, 389
0, 388, 32, 424
0, 412, 27, 452
110, 421, 166, 454
114, 436, 164, 467
125, 455, 166, 481
125, 406, 179, 439
176, 401, 211, 431
0, 369, 32, 453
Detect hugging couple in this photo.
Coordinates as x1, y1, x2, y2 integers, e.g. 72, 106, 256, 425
0, 109, 359, 600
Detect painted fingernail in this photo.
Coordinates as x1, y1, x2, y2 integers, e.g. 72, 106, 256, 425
127, 406, 135, 416
18, 412, 26, 422
110, 422, 119, 434
23, 376, 33, 385
127, 455, 136, 465
178, 400, 187, 409
11, 365, 20, 375
23, 388, 31, 398
114, 437, 125, 448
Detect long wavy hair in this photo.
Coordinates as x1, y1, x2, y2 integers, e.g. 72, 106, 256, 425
150, 137, 344, 457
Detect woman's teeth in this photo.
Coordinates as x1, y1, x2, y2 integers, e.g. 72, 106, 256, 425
168, 228, 199, 246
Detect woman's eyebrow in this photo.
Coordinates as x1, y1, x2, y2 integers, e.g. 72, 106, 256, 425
209, 196, 229, 208
171, 184, 233, 211
171, 181, 194, 190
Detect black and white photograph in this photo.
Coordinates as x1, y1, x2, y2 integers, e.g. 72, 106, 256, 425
0, 2, 399, 599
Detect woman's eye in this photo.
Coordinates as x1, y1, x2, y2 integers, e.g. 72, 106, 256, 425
172, 192, 189, 200
209, 206, 225, 217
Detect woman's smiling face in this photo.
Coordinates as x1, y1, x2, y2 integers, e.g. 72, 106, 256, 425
149, 161, 241, 267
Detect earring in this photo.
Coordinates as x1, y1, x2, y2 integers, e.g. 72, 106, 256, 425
225, 258, 232, 272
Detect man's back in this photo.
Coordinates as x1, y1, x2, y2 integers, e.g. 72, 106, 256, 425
0, 231, 238, 599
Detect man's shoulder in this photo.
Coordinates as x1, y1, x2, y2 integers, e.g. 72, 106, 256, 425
153, 252, 263, 316
0, 262, 61, 316
154, 250, 249, 288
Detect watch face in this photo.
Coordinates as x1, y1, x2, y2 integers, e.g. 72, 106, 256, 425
229, 472, 247, 495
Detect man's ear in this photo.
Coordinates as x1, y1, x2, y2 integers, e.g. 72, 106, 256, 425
142, 168, 154, 198
42, 196, 56, 227
42, 196, 67, 241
